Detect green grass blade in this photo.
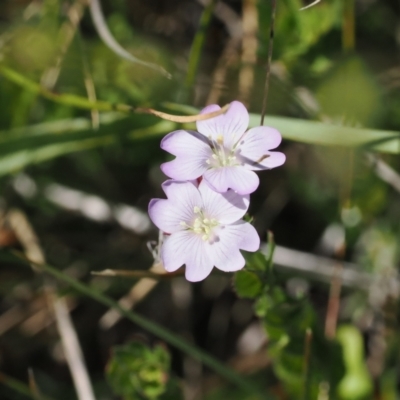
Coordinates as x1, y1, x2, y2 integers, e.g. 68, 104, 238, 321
185, 0, 217, 89
0, 65, 132, 113
0, 372, 55, 400
0, 117, 176, 177
249, 114, 400, 154
5, 251, 262, 397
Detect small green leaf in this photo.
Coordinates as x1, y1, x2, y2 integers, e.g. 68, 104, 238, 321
106, 341, 171, 400
233, 270, 263, 299
244, 251, 268, 272
265, 231, 276, 272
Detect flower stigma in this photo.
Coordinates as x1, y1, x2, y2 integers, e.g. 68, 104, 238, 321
180, 206, 220, 242
206, 135, 242, 168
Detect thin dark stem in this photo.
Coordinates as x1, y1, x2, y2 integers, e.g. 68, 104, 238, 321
260, 0, 277, 126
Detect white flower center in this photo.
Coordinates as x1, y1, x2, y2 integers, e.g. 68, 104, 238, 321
180, 206, 219, 242
206, 134, 241, 168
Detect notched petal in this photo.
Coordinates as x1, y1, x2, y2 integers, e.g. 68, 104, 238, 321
161, 231, 189, 272
204, 166, 259, 195
148, 198, 186, 233
161, 130, 211, 156
198, 180, 249, 223
196, 101, 249, 146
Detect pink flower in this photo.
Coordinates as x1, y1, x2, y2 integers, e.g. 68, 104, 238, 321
160, 101, 285, 195
148, 180, 260, 282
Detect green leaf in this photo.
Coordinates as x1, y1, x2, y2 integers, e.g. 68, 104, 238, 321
107, 342, 171, 400
233, 270, 263, 299
244, 251, 268, 272
249, 113, 400, 154
265, 231, 276, 272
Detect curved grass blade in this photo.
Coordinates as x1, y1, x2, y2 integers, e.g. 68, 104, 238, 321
0, 66, 230, 123
0, 119, 175, 177
89, 0, 171, 78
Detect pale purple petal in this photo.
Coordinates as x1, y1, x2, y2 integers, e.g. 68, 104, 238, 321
241, 126, 282, 154
256, 151, 286, 170
156, 180, 201, 225
237, 126, 285, 170
197, 104, 220, 123
198, 180, 249, 223
196, 101, 249, 148
203, 166, 259, 195
162, 229, 215, 281
161, 157, 207, 181
184, 235, 214, 282
161, 130, 211, 156
160, 131, 212, 180
161, 180, 201, 205
236, 221, 260, 251
209, 228, 246, 272
148, 199, 186, 233
241, 150, 286, 171
161, 231, 190, 272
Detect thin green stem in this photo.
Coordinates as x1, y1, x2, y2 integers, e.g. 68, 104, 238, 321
0, 65, 131, 113
184, 0, 217, 89
11, 252, 263, 397
342, 0, 355, 52
0, 65, 230, 122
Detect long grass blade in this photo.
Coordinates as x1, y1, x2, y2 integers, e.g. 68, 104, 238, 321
6, 251, 262, 397
89, 0, 171, 78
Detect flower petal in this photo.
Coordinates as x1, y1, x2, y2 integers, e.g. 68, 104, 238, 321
184, 235, 214, 282
161, 231, 190, 272
236, 221, 260, 251
161, 130, 211, 156
161, 157, 207, 181
198, 180, 249, 223
148, 181, 202, 232
209, 235, 245, 272
209, 221, 260, 272
208, 221, 259, 272
196, 101, 249, 148
161, 180, 201, 205
160, 131, 212, 180
148, 199, 185, 233
203, 166, 259, 195
257, 151, 286, 170
242, 126, 282, 153
237, 126, 284, 168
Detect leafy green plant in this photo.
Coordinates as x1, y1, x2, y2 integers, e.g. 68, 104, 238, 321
106, 341, 181, 400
